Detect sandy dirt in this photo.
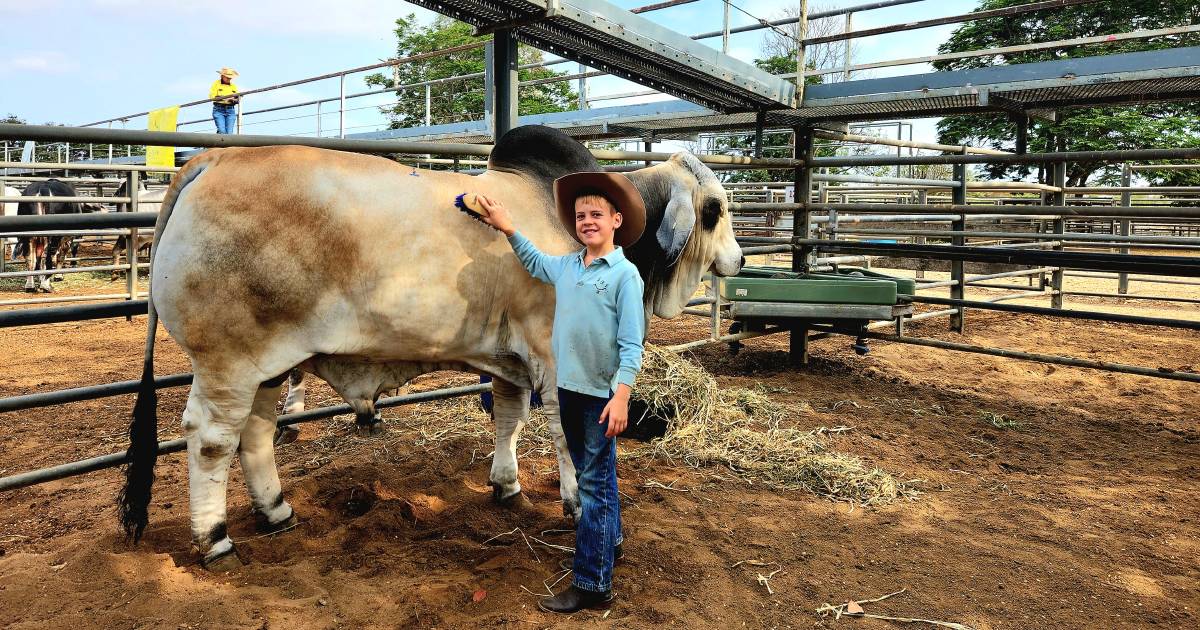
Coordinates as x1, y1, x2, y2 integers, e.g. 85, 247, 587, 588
0, 264, 1198, 629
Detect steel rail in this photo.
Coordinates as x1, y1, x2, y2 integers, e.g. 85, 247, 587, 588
0, 383, 493, 493
905, 296, 1200, 330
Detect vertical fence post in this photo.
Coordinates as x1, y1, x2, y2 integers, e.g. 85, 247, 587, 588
843, 11, 853, 81
425, 84, 432, 127
125, 170, 140, 310
949, 149, 967, 333
722, 0, 731, 53
316, 101, 322, 138
1118, 163, 1132, 294
338, 73, 347, 139
790, 126, 814, 366
753, 110, 765, 158
1051, 161, 1067, 309
914, 189, 928, 279
491, 30, 519, 140
710, 272, 722, 341
236, 99, 243, 135
794, 0, 809, 106
484, 42, 495, 135
577, 63, 588, 110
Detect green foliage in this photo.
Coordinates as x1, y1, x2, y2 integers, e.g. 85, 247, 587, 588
364, 15, 577, 129
935, 0, 1200, 186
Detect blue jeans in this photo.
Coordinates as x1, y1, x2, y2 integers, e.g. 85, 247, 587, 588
213, 105, 236, 134
558, 388, 622, 593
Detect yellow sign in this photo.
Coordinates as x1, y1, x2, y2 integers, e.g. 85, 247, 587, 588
146, 105, 180, 168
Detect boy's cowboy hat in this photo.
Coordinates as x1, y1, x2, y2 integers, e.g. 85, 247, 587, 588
553, 172, 646, 248
217, 67, 239, 78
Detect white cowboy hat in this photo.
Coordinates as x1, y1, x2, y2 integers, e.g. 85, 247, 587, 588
217, 67, 239, 78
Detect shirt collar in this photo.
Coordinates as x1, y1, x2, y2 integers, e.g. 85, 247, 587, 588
576, 246, 626, 266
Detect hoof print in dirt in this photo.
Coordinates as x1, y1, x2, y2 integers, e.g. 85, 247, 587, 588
333, 484, 378, 518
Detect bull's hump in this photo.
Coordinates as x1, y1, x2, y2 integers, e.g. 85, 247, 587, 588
487, 126, 599, 187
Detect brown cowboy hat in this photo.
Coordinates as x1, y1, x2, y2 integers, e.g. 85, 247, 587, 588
553, 172, 646, 248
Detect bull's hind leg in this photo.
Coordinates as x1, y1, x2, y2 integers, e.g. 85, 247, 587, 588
537, 386, 581, 523
240, 382, 297, 534
273, 369, 305, 445
489, 378, 529, 503
181, 374, 258, 570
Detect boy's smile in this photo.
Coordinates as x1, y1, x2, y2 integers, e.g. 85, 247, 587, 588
574, 199, 623, 251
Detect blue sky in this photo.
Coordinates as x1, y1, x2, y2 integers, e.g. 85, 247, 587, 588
1, 0, 965, 143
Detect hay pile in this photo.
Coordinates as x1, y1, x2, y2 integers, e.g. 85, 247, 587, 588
312, 349, 913, 506
624, 344, 913, 506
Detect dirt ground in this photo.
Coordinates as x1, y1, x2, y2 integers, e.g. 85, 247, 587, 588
0, 265, 1198, 629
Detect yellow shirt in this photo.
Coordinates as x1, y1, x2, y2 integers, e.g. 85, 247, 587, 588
209, 80, 239, 105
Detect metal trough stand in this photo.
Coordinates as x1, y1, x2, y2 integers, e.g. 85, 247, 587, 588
728, 301, 907, 322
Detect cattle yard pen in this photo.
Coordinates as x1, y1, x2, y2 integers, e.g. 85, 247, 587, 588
3, 0, 1199, 503
2, 122, 1199, 495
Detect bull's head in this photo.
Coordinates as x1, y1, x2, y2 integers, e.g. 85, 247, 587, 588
625, 152, 743, 318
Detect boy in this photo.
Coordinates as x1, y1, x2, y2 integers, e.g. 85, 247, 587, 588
476, 171, 647, 613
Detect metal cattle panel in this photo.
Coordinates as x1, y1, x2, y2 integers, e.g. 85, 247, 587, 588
404, 0, 796, 112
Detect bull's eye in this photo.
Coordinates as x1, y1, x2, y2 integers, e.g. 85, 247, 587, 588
700, 198, 722, 230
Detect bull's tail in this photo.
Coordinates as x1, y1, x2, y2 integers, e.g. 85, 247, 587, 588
119, 150, 221, 542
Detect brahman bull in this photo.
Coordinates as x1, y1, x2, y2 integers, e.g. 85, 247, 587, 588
17, 179, 82, 292
118, 125, 742, 569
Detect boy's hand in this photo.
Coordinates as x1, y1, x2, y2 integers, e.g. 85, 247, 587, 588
477, 195, 516, 236
600, 385, 632, 438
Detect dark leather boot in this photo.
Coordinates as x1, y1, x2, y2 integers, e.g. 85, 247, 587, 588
559, 542, 623, 571
538, 585, 614, 613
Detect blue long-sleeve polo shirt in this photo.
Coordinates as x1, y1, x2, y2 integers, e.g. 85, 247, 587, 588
507, 231, 645, 398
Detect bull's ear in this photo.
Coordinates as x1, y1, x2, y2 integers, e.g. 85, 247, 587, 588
656, 187, 695, 267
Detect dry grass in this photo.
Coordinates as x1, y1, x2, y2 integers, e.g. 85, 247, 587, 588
624, 345, 913, 506
285, 347, 914, 506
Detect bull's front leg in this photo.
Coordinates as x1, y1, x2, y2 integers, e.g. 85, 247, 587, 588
488, 377, 528, 503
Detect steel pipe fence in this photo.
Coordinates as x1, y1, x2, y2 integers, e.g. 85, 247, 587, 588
0, 383, 494, 493
5, 120, 1200, 500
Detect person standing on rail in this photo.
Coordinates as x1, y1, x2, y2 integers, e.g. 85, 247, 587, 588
210, 67, 240, 134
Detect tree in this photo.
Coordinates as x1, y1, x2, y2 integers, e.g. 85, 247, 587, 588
365, 15, 578, 129
709, 4, 862, 183
934, 0, 1200, 186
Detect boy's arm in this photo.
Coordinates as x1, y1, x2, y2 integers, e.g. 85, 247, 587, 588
601, 271, 646, 438
507, 232, 561, 284
477, 195, 563, 284
613, 271, 646, 389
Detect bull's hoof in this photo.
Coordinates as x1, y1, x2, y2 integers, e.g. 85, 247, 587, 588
37, 286, 52, 294
255, 509, 298, 535
201, 547, 243, 572
52, 274, 64, 281
354, 421, 384, 438
490, 483, 524, 506
562, 499, 581, 526
274, 426, 300, 446
24, 286, 36, 293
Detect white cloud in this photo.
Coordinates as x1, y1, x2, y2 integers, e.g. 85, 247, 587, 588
1, 50, 76, 74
